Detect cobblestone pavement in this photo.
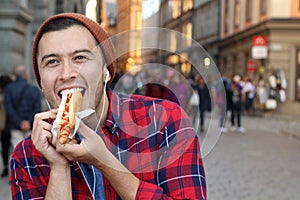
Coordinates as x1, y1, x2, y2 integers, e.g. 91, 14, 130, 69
0, 113, 299, 200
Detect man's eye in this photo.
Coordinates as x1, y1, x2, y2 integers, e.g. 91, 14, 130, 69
74, 55, 87, 61
45, 59, 59, 67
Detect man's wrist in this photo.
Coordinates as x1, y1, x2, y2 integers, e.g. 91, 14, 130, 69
50, 161, 70, 173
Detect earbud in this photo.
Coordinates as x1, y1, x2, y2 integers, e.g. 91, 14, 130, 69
105, 70, 110, 84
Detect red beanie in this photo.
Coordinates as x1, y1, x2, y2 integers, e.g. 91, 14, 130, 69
32, 13, 116, 87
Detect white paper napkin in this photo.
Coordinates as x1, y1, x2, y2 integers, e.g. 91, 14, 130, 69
51, 109, 95, 139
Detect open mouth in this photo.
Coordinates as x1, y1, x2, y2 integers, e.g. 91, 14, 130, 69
59, 88, 85, 98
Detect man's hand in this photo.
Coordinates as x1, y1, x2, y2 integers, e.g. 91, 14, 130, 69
31, 109, 69, 167
32, 109, 73, 200
55, 121, 110, 167
55, 121, 139, 200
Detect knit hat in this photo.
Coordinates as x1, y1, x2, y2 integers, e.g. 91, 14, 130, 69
32, 13, 116, 87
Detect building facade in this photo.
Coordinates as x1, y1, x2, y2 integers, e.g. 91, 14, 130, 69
0, 0, 101, 81
116, 0, 142, 73
192, 0, 220, 75
0, 0, 33, 76
158, 0, 193, 75
219, 0, 300, 115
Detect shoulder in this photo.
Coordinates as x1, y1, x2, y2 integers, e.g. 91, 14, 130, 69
28, 83, 40, 90
13, 135, 33, 157
120, 93, 182, 112
27, 84, 41, 94
110, 91, 190, 126
5, 81, 17, 90
124, 93, 189, 125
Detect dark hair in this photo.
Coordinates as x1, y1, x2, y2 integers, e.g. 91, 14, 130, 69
35, 18, 83, 57
36, 18, 98, 55
39, 18, 82, 36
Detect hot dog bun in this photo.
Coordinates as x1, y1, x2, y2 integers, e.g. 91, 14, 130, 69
56, 89, 83, 144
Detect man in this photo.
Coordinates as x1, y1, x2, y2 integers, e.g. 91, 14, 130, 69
196, 76, 210, 133
0, 74, 13, 177
4, 65, 41, 149
10, 13, 206, 199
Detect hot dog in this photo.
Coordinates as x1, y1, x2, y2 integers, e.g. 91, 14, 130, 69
56, 88, 83, 144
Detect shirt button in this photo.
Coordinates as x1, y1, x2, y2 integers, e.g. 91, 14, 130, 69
87, 197, 91, 200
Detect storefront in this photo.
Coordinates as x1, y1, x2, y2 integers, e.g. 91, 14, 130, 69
218, 19, 300, 115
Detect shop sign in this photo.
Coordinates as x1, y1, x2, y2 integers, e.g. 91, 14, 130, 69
252, 35, 268, 59
247, 59, 257, 72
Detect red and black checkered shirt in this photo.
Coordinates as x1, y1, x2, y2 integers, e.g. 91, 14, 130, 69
10, 90, 206, 199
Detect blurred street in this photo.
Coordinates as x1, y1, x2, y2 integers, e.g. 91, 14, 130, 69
1, 113, 299, 200
204, 113, 300, 200
0, 158, 11, 199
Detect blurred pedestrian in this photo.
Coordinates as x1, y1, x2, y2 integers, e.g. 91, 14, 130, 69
187, 75, 200, 130
215, 74, 228, 132
0, 74, 13, 177
196, 76, 210, 132
242, 77, 256, 115
119, 72, 137, 94
224, 77, 233, 130
257, 75, 268, 110
4, 65, 41, 149
231, 77, 245, 133
144, 69, 168, 99
167, 73, 189, 108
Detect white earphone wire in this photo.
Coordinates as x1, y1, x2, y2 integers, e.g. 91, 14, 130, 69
45, 98, 52, 110
95, 70, 109, 131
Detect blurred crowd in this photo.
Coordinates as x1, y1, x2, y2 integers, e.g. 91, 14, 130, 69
110, 66, 288, 134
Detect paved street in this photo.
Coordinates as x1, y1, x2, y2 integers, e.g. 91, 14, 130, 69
0, 156, 11, 199
0, 113, 299, 200
203, 114, 300, 200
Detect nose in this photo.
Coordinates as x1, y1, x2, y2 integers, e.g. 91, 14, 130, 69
58, 60, 79, 81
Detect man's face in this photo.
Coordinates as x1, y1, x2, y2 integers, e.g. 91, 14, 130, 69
37, 25, 106, 112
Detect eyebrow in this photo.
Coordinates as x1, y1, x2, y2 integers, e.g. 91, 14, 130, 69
41, 54, 57, 63
73, 49, 93, 55
40, 49, 93, 63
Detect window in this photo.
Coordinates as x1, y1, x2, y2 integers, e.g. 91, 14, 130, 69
260, 0, 266, 14
142, 0, 160, 19
56, 0, 63, 13
170, 31, 177, 52
234, 0, 241, 28
169, 0, 181, 19
86, 0, 98, 22
224, 0, 229, 33
183, 22, 192, 47
246, 0, 252, 22
183, 0, 193, 13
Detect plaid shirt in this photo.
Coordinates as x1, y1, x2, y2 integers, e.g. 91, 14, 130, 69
10, 90, 206, 199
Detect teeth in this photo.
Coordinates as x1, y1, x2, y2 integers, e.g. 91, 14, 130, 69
60, 88, 83, 95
